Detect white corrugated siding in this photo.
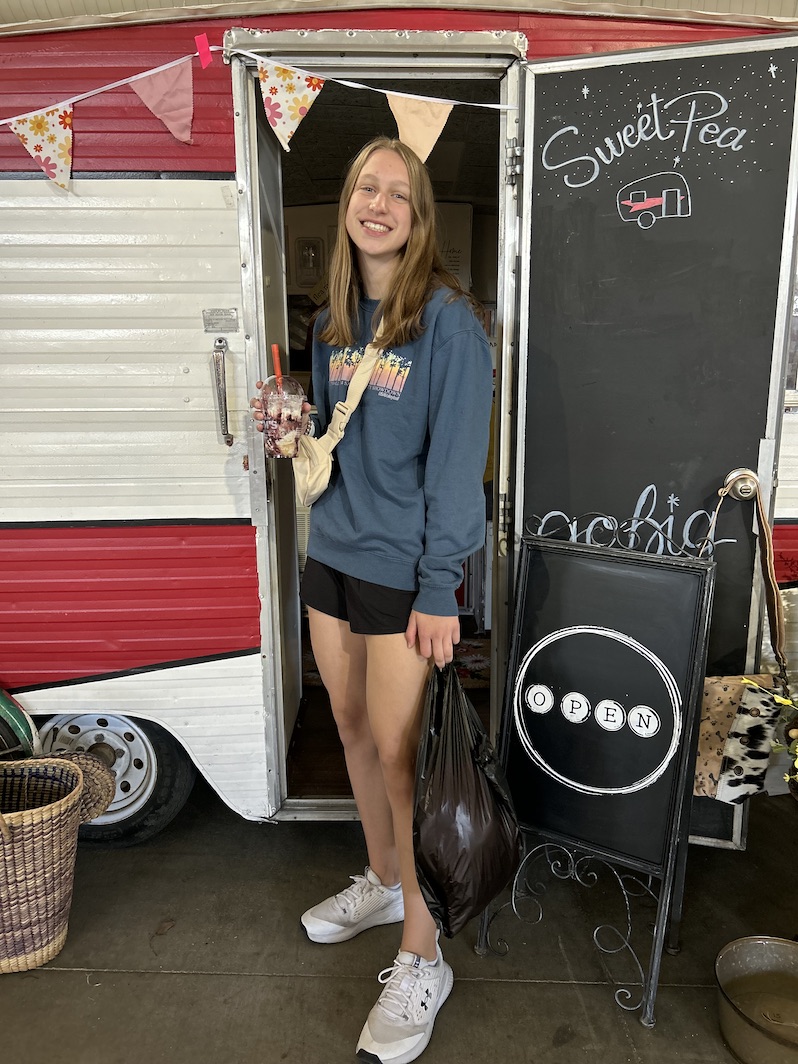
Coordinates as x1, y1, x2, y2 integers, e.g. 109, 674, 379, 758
13, 654, 276, 820
0, 178, 252, 521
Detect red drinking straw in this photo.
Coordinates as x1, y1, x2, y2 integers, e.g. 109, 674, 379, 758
271, 343, 283, 390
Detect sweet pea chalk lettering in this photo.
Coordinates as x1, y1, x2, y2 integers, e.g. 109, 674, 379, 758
542, 91, 747, 188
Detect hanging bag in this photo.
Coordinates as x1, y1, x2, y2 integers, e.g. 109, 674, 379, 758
413, 663, 521, 938
694, 473, 793, 804
293, 338, 383, 508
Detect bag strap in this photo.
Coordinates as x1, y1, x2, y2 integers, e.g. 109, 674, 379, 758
753, 485, 788, 687
316, 337, 383, 455
705, 472, 788, 693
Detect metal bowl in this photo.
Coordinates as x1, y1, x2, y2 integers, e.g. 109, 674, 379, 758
716, 937, 798, 1064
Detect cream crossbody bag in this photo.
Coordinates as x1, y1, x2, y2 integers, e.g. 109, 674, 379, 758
293, 338, 383, 508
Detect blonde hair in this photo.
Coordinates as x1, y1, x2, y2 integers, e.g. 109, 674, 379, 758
319, 136, 483, 348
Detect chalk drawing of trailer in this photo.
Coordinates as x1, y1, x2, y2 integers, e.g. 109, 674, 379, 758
617, 172, 691, 230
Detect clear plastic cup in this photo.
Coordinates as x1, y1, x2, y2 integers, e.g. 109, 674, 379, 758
261, 375, 305, 458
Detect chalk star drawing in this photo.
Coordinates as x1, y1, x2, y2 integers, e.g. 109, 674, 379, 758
769, 63, 778, 79
582, 84, 590, 98
673, 155, 681, 166
667, 494, 680, 511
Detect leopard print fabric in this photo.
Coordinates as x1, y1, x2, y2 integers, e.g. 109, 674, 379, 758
694, 676, 781, 804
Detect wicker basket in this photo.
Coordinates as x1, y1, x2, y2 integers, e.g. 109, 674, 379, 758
0, 756, 114, 973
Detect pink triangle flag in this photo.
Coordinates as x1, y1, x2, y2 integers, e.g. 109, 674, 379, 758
10, 104, 73, 188
387, 94, 453, 162
131, 60, 193, 144
256, 59, 325, 152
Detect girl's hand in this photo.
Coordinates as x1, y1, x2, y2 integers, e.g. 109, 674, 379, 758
405, 610, 460, 670
300, 400, 312, 436
250, 381, 265, 432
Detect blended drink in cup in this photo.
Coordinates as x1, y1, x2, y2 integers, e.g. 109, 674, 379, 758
261, 374, 304, 457
261, 343, 305, 458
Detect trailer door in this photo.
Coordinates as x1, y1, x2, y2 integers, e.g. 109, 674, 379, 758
511, 34, 798, 845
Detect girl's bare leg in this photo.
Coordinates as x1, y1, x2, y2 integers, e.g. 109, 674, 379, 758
365, 633, 437, 961
307, 607, 400, 886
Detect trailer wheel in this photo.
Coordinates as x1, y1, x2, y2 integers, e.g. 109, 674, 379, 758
37, 714, 196, 846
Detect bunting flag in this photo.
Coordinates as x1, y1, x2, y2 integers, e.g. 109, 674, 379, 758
131, 59, 193, 144
256, 59, 325, 152
387, 94, 453, 163
0, 44, 509, 189
9, 105, 73, 189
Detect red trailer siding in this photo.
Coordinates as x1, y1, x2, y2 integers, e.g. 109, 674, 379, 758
0, 524, 260, 690
0, 12, 773, 174
774, 523, 798, 587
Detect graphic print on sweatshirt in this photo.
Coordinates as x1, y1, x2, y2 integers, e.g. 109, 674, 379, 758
329, 345, 412, 402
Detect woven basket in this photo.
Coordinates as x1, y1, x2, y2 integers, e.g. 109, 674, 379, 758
0, 756, 113, 974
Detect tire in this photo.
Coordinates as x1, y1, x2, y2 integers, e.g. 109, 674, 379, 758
37, 713, 197, 846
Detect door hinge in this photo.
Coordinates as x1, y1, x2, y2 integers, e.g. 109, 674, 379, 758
498, 492, 513, 532
505, 139, 523, 185
497, 493, 513, 558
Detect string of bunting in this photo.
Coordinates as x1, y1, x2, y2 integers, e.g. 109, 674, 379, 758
0, 34, 515, 188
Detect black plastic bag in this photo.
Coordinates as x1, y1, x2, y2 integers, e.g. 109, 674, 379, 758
413, 663, 521, 938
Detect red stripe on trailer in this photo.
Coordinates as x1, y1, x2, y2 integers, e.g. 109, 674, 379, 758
774, 522, 798, 587
0, 523, 261, 689
0, 13, 775, 175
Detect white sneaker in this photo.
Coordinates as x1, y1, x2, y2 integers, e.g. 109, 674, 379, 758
356, 944, 453, 1064
301, 867, 404, 944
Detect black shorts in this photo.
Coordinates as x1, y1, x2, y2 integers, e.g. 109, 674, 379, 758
301, 557, 416, 636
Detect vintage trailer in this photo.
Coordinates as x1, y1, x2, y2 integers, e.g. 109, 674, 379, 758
1, 1, 797, 844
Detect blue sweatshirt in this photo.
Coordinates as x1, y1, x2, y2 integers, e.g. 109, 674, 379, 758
306, 286, 493, 617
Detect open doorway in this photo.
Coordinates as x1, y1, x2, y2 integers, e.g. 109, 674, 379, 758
249, 66, 503, 801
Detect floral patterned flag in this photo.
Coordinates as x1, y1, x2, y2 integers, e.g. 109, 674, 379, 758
10, 104, 73, 188
256, 60, 324, 152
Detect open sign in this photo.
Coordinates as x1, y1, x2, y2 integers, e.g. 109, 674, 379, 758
512, 626, 681, 796
617, 171, 691, 229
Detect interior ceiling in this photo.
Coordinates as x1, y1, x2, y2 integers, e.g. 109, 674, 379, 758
280, 78, 500, 211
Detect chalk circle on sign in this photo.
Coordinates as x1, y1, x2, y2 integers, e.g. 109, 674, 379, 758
512, 625, 682, 796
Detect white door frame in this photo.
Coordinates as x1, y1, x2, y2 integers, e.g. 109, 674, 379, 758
227, 28, 525, 818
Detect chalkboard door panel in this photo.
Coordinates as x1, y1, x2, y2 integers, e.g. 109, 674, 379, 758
517, 35, 798, 676
503, 537, 715, 873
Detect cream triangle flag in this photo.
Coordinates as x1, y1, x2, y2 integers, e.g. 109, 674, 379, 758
10, 104, 73, 189
131, 59, 193, 143
256, 59, 325, 152
387, 95, 453, 162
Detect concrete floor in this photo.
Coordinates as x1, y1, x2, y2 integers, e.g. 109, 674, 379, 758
3, 779, 797, 1064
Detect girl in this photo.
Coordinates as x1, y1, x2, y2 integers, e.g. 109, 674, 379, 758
255, 136, 492, 1064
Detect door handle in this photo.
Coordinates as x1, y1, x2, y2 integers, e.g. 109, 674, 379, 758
212, 337, 233, 446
